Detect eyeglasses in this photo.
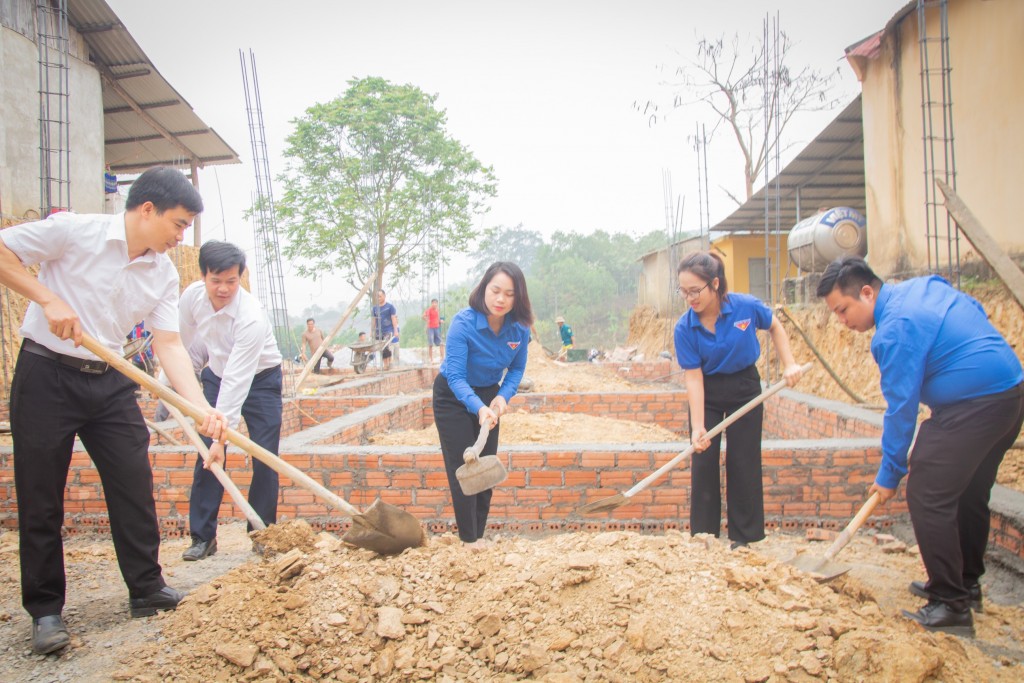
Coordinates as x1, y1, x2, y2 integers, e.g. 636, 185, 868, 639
676, 282, 710, 300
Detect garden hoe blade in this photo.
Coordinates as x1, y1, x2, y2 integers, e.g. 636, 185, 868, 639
456, 425, 507, 495
787, 492, 881, 582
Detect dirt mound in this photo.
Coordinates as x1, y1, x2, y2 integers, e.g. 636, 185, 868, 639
369, 412, 680, 447
626, 306, 674, 361
250, 518, 320, 555
111, 531, 1005, 682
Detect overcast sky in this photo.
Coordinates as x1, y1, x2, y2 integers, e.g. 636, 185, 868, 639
104, 0, 903, 315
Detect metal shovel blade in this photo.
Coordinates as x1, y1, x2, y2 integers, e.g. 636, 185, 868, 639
456, 455, 508, 495
342, 499, 426, 555
577, 493, 628, 515
786, 551, 852, 582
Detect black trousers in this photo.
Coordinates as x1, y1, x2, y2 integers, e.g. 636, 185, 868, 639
906, 382, 1024, 609
312, 349, 334, 374
689, 364, 765, 544
189, 365, 282, 541
11, 348, 166, 617
433, 374, 500, 542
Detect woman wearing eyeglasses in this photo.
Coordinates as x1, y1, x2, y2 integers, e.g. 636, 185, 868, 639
673, 251, 803, 549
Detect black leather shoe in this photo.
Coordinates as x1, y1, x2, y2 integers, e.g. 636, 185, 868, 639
31, 615, 70, 654
129, 586, 185, 618
909, 580, 982, 613
182, 537, 217, 561
901, 600, 974, 637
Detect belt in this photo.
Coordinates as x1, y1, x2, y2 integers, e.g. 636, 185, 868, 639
22, 338, 110, 374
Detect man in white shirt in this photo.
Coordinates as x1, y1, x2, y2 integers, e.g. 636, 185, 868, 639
178, 241, 283, 561
0, 167, 226, 655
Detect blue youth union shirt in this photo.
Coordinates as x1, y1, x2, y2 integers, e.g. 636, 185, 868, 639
674, 292, 772, 376
871, 275, 1023, 489
440, 307, 530, 415
372, 302, 397, 336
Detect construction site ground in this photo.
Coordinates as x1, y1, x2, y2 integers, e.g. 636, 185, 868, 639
2, 288, 1024, 681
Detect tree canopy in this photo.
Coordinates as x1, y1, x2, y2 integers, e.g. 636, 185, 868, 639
276, 76, 497, 293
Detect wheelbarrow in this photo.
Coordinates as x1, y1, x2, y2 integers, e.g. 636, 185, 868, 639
348, 339, 391, 374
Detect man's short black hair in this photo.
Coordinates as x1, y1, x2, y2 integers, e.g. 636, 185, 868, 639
199, 240, 247, 276
125, 166, 204, 213
816, 256, 883, 298
306, 318, 315, 324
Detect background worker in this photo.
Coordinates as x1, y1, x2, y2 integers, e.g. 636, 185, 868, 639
300, 317, 334, 374
555, 315, 574, 360
179, 241, 284, 561
674, 251, 802, 550
0, 166, 226, 654
817, 256, 1024, 637
433, 262, 533, 550
371, 289, 399, 370
423, 298, 444, 363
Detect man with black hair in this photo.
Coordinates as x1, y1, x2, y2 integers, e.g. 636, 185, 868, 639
817, 255, 1024, 637
178, 241, 283, 561
371, 289, 399, 370
300, 317, 334, 373
0, 166, 227, 654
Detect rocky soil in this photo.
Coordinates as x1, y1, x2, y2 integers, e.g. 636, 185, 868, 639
1, 521, 1021, 682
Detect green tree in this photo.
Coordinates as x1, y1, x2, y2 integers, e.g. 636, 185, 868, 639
277, 76, 497, 294
470, 224, 544, 277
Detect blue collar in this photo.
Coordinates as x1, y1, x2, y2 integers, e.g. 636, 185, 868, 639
873, 284, 892, 326
687, 295, 732, 328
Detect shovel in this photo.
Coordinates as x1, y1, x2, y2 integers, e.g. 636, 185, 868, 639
786, 492, 881, 582
79, 333, 425, 555
159, 399, 266, 531
456, 423, 508, 495
578, 362, 813, 515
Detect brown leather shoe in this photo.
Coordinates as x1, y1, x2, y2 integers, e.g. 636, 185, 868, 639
32, 614, 70, 654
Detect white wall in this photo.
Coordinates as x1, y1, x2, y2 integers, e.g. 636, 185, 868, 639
1, 22, 105, 219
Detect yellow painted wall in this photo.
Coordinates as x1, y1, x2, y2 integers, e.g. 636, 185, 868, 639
857, 0, 1024, 277
711, 234, 798, 297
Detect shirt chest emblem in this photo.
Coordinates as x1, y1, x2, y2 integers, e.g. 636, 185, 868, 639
734, 318, 751, 332
507, 341, 520, 350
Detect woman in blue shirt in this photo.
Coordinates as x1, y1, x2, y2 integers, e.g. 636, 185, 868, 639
674, 251, 803, 548
434, 261, 533, 550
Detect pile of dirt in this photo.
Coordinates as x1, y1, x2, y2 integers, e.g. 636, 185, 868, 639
369, 412, 680, 447
107, 520, 1021, 682
524, 340, 666, 394
625, 306, 674, 362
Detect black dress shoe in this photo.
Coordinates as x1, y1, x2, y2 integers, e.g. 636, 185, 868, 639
182, 537, 217, 561
31, 614, 70, 654
901, 599, 974, 637
909, 580, 982, 613
129, 586, 185, 618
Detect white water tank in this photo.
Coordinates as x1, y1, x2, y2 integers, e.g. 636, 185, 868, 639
787, 207, 867, 273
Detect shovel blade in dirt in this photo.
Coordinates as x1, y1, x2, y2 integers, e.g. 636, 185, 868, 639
342, 499, 426, 555
455, 424, 507, 495
786, 492, 881, 583
79, 333, 427, 557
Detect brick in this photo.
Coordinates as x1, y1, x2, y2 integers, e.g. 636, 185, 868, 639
529, 471, 563, 487
580, 452, 615, 468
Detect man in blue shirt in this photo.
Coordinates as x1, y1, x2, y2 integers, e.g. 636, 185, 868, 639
555, 316, 575, 360
818, 256, 1024, 637
371, 289, 398, 370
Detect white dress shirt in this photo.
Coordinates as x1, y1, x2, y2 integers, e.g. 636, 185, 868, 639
178, 280, 282, 428
1, 211, 180, 359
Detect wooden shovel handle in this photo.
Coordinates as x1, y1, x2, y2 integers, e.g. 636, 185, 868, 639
160, 400, 266, 530
79, 334, 362, 518
623, 362, 813, 499
824, 492, 881, 561
464, 424, 491, 464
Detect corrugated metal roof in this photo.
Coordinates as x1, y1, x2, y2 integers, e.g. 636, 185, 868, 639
67, 0, 239, 172
710, 95, 865, 234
